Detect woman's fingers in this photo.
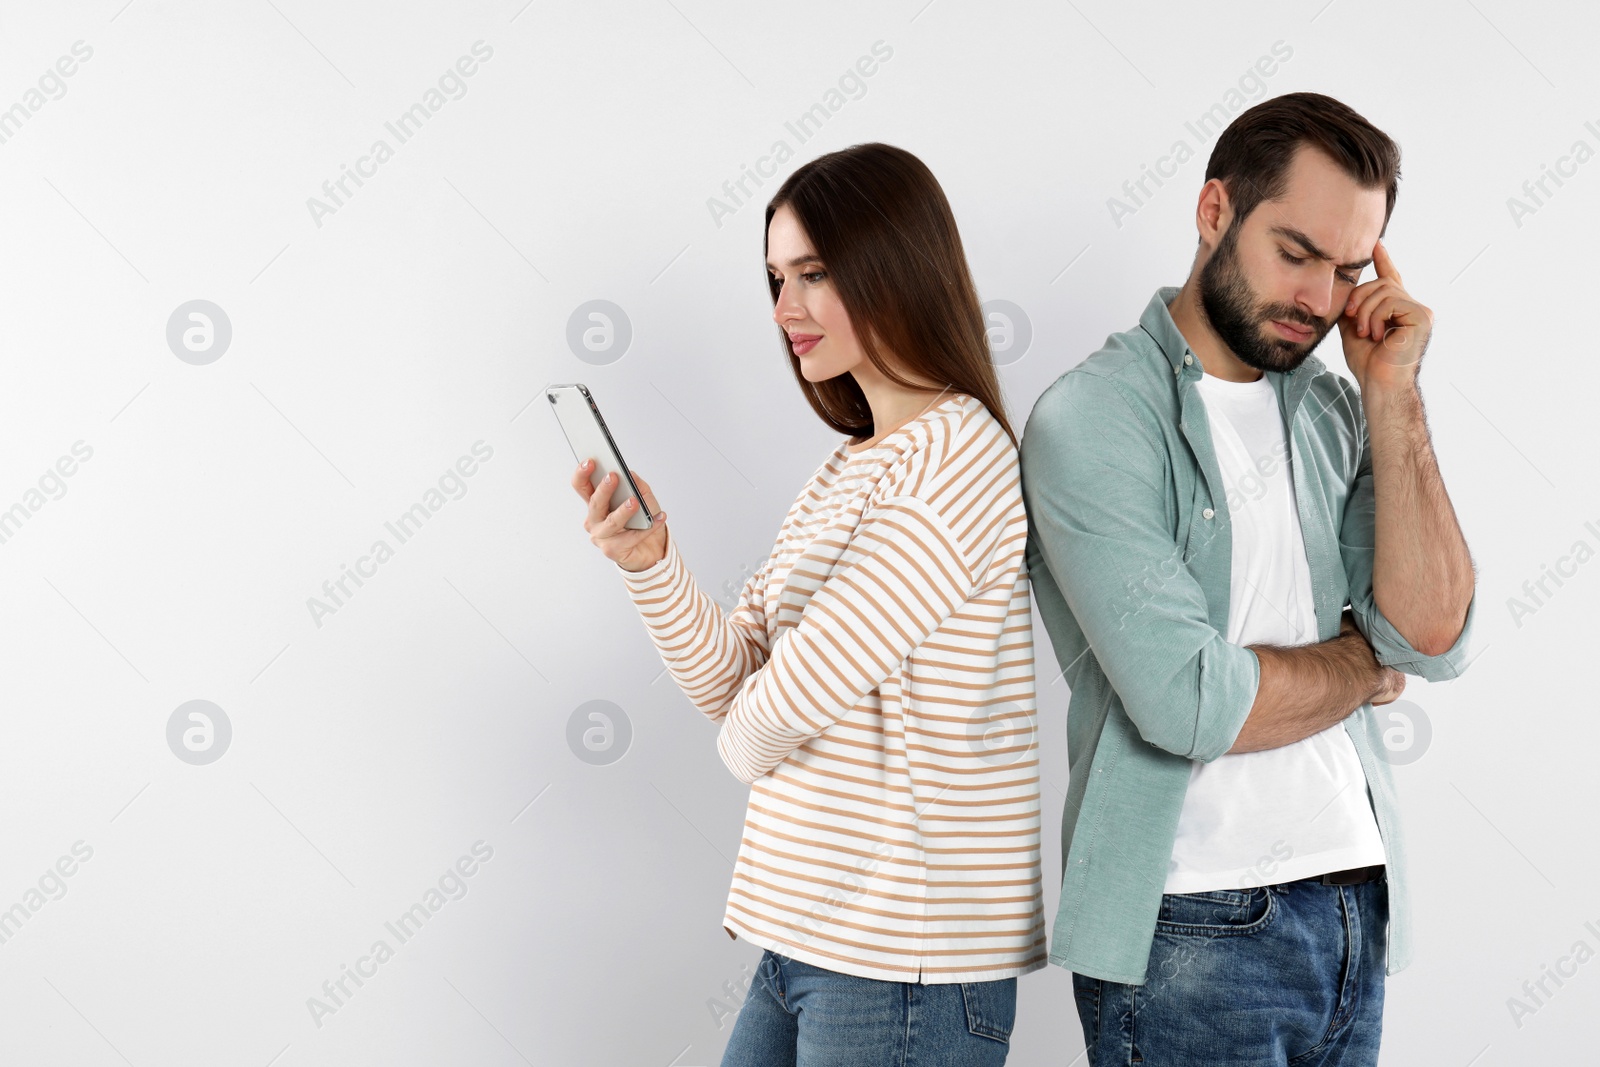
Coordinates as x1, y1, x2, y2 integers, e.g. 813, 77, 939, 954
575, 463, 664, 566
630, 470, 660, 514
599, 488, 643, 536
596, 506, 648, 544
571, 459, 595, 503
593, 470, 661, 536
587, 470, 624, 528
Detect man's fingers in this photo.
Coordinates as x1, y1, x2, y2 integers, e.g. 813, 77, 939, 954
1366, 294, 1399, 341
1372, 238, 1405, 288
1342, 276, 1387, 319
1353, 286, 1413, 340
1349, 285, 1391, 337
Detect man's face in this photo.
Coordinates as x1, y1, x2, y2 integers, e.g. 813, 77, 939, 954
1198, 145, 1389, 374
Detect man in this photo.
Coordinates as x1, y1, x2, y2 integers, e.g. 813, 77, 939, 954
1020, 91, 1477, 1063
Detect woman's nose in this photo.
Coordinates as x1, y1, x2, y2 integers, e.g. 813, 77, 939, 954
773, 284, 801, 322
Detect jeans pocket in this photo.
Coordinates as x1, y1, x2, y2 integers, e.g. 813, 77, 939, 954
1154, 885, 1276, 936
959, 977, 1017, 1043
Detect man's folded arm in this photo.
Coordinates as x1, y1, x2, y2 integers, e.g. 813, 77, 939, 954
1233, 623, 1391, 753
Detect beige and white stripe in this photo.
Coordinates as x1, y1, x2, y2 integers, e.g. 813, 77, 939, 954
621, 393, 1044, 983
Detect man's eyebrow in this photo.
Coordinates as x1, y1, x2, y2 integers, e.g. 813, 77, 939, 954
1269, 225, 1372, 272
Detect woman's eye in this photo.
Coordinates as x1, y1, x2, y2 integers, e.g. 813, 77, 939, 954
801, 271, 826, 284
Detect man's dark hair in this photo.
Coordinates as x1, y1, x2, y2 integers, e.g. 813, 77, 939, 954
1205, 91, 1401, 232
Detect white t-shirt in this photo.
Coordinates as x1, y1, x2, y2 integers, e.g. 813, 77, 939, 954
1162, 369, 1386, 893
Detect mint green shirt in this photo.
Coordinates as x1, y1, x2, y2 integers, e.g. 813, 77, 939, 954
1020, 286, 1478, 985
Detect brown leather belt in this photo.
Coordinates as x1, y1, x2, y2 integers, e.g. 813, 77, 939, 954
1320, 864, 1385, 885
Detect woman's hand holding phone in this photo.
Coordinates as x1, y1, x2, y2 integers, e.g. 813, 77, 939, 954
572, 459, 669, 573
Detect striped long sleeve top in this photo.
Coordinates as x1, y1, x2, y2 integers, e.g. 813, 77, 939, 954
620, 393, 1045, 983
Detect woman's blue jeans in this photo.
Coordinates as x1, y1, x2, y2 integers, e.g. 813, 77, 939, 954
720, 948, 1017, 1066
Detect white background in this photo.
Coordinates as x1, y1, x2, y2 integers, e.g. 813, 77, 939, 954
1, 0, 1594, 1064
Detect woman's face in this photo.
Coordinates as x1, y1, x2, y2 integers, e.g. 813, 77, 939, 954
766, 203, 865, 382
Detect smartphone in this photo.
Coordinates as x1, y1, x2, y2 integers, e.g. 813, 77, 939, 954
548, 384, 654, 531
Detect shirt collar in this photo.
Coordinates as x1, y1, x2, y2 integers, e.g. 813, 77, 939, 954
1139, 284, 1325, 383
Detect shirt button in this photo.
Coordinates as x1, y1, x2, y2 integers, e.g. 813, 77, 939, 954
1202, 507, 1215, 519
1183, 354, 1194, 365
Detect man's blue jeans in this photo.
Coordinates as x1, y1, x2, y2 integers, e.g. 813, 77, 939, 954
720, 948, 1017, 1066
1071, 874, 1389, 1066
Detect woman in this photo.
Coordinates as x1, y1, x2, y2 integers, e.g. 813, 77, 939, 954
571, 143, 1043, 1064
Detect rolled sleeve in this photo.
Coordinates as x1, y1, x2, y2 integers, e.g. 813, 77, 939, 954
1021, 373, 1258, 763
1359, 590, 1477, 681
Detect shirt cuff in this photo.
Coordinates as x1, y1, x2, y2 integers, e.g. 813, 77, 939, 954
1367, 589, 1478, 683
1190, 636, 1262, 762
618, 526, 680, 589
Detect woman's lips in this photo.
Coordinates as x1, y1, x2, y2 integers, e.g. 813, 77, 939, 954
789, 333, 821, 355
1270, 319, 1313, 342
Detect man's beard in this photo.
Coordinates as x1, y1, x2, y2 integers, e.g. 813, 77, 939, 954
1197, 224, 1335, 374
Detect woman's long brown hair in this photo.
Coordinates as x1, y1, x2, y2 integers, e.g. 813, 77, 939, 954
763, 142, 1017, 450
